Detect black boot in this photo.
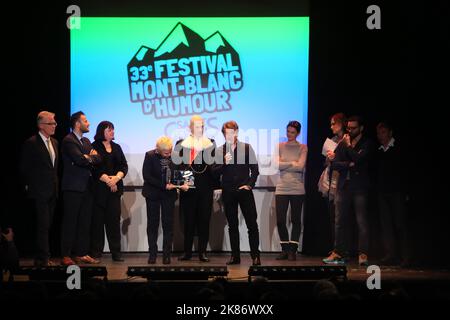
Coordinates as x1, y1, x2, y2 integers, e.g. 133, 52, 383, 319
276, 243, 289, 260
226, 256, 241, 265
178, 253, 192, 261
252, 254, 261, 266
288, 243, 298, 261
112, 252, 124, 262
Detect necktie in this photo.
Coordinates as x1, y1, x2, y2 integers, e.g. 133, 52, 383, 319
47, 138, 55, 166
190, 148, 196, 164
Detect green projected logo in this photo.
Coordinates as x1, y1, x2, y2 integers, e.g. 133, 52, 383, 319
128, 22, 244, 119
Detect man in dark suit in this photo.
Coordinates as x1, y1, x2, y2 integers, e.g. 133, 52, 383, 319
20, 111, 59, 266
212, 121, 261, 266
60, 111, 101, 265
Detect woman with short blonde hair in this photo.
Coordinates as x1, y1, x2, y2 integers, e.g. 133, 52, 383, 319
143, 135, 183, 264
156, 136, 173, 151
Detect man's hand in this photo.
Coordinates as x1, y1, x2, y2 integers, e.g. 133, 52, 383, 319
238, 185, 251, 191
84, 149, 98, 162
1, 228, 14, 242
110, 185, 118, 193
343, 134, 351, 147
213, 189, 222, 201
225, 152, 232, 165
180, 184, 189, 192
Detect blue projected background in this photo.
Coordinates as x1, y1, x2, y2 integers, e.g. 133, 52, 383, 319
71, 17, 309, 185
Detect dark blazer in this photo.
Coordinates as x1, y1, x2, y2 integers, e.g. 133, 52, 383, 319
331, 135, 373, 191
213, 141, 259, 191
142, 149, 177, 201
61, 132, 101, 192
375, 140, 407, 193
92, 140, 128, 206
20, 134, 59, 200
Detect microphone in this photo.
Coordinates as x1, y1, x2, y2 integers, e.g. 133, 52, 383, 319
225, 141, 232, 164
225, 141, 232, 154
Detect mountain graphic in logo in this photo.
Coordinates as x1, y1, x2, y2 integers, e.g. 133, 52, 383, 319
127, 23, 243, 119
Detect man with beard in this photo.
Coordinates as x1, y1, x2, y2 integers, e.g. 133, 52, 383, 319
60, 111, 101, 265
323, 116, 373, 266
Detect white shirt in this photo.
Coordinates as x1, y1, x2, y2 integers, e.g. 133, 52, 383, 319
379, 137, 395, 152
39, 131, 55, 166
73, 131, 83, 145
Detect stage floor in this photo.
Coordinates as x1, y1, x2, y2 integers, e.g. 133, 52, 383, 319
16, 253, 450, 282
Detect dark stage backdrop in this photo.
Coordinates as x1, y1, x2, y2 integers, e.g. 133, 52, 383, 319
3, 0, 448, 266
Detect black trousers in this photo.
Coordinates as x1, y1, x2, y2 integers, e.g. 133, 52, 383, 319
379, 192, 410, 261
91, 194, 122, 257
33, 195, 57, 262
275, 194, 304, 244
146, 197, 175, 258
223, 189, 260, 258
180, 189, 213, 255
61, 185, 94, 257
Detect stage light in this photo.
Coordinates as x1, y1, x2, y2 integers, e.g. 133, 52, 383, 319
248, 265, 347, 281
13, 266, 108, 281
127, 266, 228, 280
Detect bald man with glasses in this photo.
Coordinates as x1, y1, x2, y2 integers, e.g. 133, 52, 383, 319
20, 111, 59, 267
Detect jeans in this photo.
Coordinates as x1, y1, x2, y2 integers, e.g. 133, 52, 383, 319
334, 186, 369, 256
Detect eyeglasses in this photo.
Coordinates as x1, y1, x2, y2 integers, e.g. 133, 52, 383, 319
42, 122, 58, 126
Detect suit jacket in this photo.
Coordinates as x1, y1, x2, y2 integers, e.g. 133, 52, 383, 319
61, 132, 101, 192
20, 134, 59, 200
331, 135, 373, 191
212, 141, 259, 191
142, 149, 177, 201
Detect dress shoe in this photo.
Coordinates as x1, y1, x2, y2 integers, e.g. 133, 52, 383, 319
199, 253, 210, 262
252, 256, 261, 266
163, 256, 171, 265
75, 255, 100, 264
148, 257, 156, 264
112, 253, 124, 262
226, 256, 241, 265
34, 259, 55, 267
276, 252, 288, 260
61, 256, 75, 266
178, 254, 192, 261
287, 251, 297, 261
